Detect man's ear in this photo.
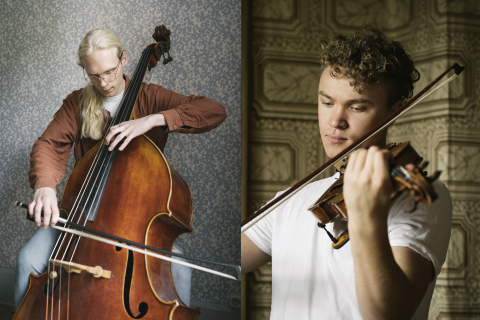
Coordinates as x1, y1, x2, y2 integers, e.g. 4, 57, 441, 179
121, 50, 128, 67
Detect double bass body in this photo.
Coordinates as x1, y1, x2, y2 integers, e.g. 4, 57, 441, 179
15, 136, 201, 319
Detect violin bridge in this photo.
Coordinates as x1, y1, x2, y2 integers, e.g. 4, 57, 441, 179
49, 259, 111, 279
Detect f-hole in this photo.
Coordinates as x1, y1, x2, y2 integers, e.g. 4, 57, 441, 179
117, 244, 148, 318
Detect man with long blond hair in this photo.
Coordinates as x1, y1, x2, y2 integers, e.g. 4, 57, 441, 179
242, 27, 452, 319
15, 29, 226, 311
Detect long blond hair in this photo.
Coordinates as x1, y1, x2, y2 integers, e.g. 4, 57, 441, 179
77, 29, 124, 139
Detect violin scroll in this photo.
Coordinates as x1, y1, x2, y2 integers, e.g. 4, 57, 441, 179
392, 160, 441, 212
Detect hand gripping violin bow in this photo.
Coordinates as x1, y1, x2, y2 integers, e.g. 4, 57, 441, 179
241, 63, 465, 249
15, 25, 240, 320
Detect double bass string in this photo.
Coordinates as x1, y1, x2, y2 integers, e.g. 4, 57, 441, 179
64, 46, 153, 275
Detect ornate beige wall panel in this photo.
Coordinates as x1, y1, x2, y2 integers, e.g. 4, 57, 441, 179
433, 0, 480, 32
253, 51, 320, 119
324, 0, 416, 37
253, 0, 308, 34
248, 118, 331, 215
395, 56, 468, 122
430, 201, 480, 319
331, 0, 413, 30
437, 214, 474, 287
250, 131, 304, 189
247, 0, 480, 319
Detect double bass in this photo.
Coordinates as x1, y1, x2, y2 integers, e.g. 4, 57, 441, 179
15, 25, 235, 320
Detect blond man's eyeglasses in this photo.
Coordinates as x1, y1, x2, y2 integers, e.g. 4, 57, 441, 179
83, 59, 121, 85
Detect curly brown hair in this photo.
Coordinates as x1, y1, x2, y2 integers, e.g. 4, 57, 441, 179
320, 26, 420, 107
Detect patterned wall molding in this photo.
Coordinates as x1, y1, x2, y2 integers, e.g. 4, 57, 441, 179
324, 0, 416, 36
432, 0, 480, 32
253, 0, 308, 35
252, 50, 320, 120
437, 213, 474, 287
392, 55, 469, 124
428, 129, 480, 200
430, 200, 480, 318
250, 131, 304, 190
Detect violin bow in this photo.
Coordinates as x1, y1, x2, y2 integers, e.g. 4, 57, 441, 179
241, 63, 465, 233
16, 201, 241, 281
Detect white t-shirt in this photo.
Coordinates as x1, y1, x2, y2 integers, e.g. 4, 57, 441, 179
245, 172, 452, 320
103, 92, 124, 118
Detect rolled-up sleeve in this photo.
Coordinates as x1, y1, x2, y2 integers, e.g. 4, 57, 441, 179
28, 92, 80, 191
137, 83, 227, 133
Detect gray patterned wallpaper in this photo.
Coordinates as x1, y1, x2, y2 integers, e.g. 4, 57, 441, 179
0, 0, 240, 305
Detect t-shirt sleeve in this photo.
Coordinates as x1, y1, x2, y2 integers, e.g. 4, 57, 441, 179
387, 180, 453, 276
244, 190, 287, 257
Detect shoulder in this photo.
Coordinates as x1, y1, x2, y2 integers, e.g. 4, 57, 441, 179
51, 88, 83, 133
389, 179, 452, 223
64, 88, 83, 105
139, 81, 165, 94
388, 179, 452, 275
59, 88, 83, 116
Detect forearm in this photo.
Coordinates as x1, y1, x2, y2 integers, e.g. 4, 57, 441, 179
241, 233, 271, 273
349, 218, 416, 320
146, 113, 167, 127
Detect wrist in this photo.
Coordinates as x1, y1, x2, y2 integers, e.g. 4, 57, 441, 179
147, 114, 167, 128
348, 211, 388, 239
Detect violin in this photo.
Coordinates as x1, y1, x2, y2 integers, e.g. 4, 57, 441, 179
308, 141, 441, 249
14, 25, 238, 320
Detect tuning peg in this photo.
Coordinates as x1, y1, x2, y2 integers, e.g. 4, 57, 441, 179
163, 52, 173, 65
418, 161, 429, 171
427, 171, 441, 182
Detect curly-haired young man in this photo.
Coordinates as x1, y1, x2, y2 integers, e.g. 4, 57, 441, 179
241, 27, 452, 320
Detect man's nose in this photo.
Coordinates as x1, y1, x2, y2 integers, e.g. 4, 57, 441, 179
98, 77, 108, 87
329, 106, 348, 129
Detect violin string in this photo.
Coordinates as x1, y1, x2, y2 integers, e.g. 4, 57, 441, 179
241, 73, 458, 234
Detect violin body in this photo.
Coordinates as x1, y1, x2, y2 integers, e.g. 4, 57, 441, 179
15, 135, 201, 319
308, 141, 440, 249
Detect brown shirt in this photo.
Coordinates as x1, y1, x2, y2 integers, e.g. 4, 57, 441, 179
28, 75, 227, 191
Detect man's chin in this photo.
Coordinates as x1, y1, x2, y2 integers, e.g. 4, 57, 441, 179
324, 142, 350, 159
